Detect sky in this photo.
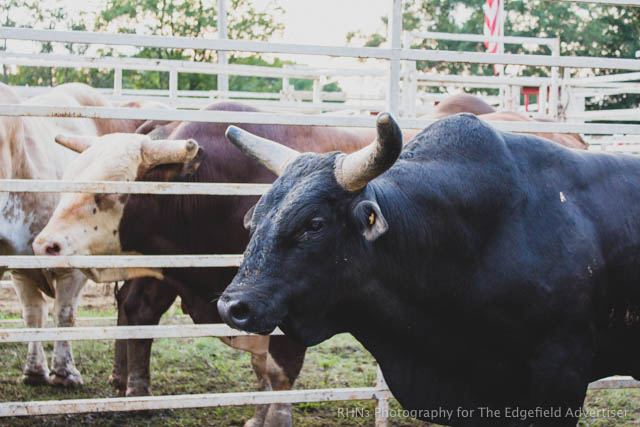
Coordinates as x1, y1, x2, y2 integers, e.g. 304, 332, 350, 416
268, 0, 389, 47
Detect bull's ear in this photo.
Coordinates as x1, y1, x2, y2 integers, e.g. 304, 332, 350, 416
243, 204, 256, 230
352, 200, 388, 241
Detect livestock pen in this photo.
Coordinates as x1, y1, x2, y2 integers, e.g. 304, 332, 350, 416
1, 0, 640, 425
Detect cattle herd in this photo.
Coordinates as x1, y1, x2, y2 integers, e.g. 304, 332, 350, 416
1, 81, 639, 426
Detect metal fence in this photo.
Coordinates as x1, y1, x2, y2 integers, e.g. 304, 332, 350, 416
1, 0, 640, 423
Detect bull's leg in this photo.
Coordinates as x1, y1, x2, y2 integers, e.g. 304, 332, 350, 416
263, 336, 307, 427
50, 270, 86, 387
11, 271, 51, 385
220, 335, 271, 427
109, 281, 130, 395
123, 277, 177, 397
528, 332, 592, 426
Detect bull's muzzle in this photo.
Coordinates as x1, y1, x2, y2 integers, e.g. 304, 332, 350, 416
217, 293, 253, 331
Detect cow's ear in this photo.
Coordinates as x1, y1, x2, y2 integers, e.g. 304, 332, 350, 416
243, 204, 256, 230
136, 120, 172, 137
352, 200, 388, 241
147, 146, 205, 182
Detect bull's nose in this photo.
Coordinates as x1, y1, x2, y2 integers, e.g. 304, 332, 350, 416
217, 294, 252, 330
33, 238, 63, 256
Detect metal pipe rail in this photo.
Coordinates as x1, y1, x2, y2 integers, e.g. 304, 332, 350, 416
545, 0, 640, 5
408, 31, 558, 47
0, 387, 393, 417
0, 51, 387, 79
1, 105, 640, 134
0, 179, 269, 195
2, 27, 640, 70
0, 255, 243, 269
0, 324, 282, 342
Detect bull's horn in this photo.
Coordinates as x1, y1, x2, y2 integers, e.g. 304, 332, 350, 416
55, 134, 100, 153
334, 112, 403, 191
225, 126, 300, 176
141, 138, 199, 166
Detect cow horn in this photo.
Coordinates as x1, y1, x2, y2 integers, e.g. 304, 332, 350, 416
225, 126, 300, 176
140, 138, 200, 166
54, 134, 100, 153
334, 112, 403, 191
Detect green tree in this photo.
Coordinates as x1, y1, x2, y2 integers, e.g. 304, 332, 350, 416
5, 0, 342, 98
95, 0, 287, 92
0, 0, 25, 83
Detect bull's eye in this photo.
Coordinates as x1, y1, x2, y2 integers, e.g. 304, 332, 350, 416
308, 218, 324, 232
298, 217, 325, 241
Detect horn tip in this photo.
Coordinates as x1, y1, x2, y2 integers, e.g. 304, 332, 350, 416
225, 126, 241, 140
377, 112, 391, 124
185, 139, 198, 152
54, 134, 67, 143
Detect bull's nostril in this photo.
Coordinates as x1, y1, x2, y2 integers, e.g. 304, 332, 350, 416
45, 243, 61, 256
229, 301, 251, 323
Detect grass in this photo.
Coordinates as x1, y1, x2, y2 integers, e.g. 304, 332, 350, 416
0, 287, 638, 426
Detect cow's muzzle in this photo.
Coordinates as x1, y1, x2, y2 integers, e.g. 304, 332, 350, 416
33, 236, 64, 256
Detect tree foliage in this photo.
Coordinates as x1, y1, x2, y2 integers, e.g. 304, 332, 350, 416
3, 0, 341, 95
349, 0, 639, 108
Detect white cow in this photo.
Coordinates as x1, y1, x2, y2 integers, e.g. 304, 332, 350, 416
0, 82, 154, 386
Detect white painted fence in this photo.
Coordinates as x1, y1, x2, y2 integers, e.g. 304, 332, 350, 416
0, 0, 639, 423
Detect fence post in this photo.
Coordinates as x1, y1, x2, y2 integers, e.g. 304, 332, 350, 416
169, 69, 178, 104
539, 83, 548, 116
512, 84, 520, 111
387, 0, 402, 116
113, 67, 122, 97
375, 365, 389, 427
312, 78, 321, 104
217, 0, 229, 99
549, 38, 560, 119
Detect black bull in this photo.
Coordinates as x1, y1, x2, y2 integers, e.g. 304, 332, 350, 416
219, 113, 640, 425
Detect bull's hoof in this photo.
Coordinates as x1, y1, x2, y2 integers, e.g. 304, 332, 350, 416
108, 373, 127, 394
244, 418, 264, 427
125, 385, 152, 397
244, 403, 268, 427
50, 371, 83, 387
264, 403, 292, 427
21, 372, 52, 386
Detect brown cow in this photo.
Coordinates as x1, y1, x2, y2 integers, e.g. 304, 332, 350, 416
429, 93, 587, 149
0, 82, 166, 387
34, 102, 415, 426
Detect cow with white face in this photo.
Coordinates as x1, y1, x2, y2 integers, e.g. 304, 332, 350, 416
34, 133, 201, 281
0, 82, 168, 387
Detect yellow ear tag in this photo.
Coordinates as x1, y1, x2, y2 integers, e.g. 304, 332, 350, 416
368, 212, 375, 225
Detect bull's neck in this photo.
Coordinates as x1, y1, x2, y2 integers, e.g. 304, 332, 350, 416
342, 174, 503, 345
